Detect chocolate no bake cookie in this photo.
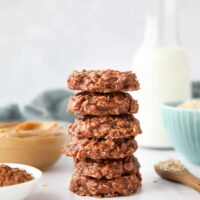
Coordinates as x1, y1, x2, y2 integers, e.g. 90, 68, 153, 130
63, 137, 137, 160
65, 69, 142, 197
70, 171, 142, 197
74, 156, 140, 179
67, 92, 138, 116
67, 70, 140, 93
69, 115, 141, 139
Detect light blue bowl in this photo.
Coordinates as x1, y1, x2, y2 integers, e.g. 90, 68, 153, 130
161, 101, 200, 165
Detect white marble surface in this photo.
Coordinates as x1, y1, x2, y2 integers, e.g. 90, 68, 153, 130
27, 148, 200, 200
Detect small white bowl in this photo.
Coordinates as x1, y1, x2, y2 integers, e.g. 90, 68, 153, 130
0, 163, 43, 200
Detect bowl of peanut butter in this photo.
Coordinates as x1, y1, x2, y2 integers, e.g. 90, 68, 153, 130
0, 121, 67, 170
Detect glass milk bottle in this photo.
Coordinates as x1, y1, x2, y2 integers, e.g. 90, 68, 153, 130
132, 0, 191, 148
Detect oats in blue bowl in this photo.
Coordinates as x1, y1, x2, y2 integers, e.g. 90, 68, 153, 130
161, 100, 200, 165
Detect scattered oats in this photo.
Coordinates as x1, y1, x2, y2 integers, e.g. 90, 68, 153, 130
153, 180, 158, 183
42, 184, 48, 187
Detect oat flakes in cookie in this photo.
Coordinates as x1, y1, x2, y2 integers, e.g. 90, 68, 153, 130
69, 115, 141, 139
67, 92, 139, 116
70, 171, 142, 197
65, 69, 142, 197
67, 70, 140, 93
74, 155, 140, 179
63, 137, 138, 160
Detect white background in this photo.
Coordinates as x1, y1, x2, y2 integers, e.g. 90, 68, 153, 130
0, 0, 200, 105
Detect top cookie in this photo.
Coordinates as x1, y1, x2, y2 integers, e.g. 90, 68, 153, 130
67, 70, 140, 93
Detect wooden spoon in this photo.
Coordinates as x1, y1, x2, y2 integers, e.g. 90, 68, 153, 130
154, 159, 200, 192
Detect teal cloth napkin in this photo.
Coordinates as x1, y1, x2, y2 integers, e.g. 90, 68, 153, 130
0, 89, 75, 123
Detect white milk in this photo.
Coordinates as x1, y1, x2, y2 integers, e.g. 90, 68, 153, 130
132, 47, 191, 148
131, 0, 191, 148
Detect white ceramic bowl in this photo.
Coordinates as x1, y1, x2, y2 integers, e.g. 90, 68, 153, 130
0, 163, 42, 200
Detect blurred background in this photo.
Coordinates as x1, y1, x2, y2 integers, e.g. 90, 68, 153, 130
1, 0, 200, 105
1, 2, 200, 195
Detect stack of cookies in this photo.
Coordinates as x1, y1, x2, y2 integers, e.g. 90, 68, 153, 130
64, 70, 142, 197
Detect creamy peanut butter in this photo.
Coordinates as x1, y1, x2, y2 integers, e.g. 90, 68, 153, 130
0, 121, 66, 170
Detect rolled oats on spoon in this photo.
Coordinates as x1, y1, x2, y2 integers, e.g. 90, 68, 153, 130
155, 159, 200, 192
